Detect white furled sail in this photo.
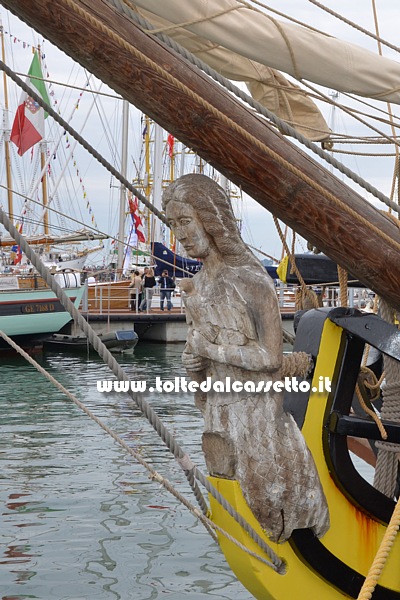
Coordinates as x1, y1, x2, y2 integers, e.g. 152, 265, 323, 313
133, 0, 400, 131
136, 7, 330, 141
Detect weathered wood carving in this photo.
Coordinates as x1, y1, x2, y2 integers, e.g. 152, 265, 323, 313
164, 174, 329, 542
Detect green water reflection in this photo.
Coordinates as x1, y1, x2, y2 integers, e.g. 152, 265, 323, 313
0, 344, 252, 599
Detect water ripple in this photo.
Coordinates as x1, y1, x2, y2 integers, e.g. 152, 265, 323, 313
0, 343, 252, 599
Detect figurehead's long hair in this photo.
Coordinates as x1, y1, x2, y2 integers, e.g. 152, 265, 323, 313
162, 174, 264, 271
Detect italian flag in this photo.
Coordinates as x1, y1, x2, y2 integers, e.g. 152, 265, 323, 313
10, 51, 50, 156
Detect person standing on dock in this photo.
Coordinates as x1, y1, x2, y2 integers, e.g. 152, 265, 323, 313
158, 269, 176, 311
141, 266, 149, 280
139, 268, 156, 312
129, 270, 142, 311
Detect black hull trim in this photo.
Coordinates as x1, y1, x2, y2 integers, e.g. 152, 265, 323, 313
291, 529, 400, 599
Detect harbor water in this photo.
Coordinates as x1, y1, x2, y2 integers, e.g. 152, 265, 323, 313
0, 342, 253, 600
1, 341, 373, 599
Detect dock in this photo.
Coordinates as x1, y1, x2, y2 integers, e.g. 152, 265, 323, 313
62, 281, 296, 343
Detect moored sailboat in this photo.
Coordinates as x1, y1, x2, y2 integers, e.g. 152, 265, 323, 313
0, 35, 103, 349
0, 270, 84, 350
0, 33, 107, 275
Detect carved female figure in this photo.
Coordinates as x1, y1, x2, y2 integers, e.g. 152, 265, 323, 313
163, 173, 329, 542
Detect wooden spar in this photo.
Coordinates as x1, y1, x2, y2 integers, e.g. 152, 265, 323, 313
0, 232, 108, 247
3, 0, 400, 309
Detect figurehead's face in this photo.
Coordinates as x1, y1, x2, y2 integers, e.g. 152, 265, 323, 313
166, 201, 211, 259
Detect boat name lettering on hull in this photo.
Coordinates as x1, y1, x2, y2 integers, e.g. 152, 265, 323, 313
0, 298, 77, 318
21, 303, 56, 314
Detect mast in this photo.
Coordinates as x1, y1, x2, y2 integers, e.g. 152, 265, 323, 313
40, 141, 49, 235
151, 122, 163, 246
168, 135, 176, 249
5, 0, 400, 311
32, 78, 102, 236
32, 46, 49, 237
143, 114, 151, 242
116, 99, 129, 275
0, 20, 13, 220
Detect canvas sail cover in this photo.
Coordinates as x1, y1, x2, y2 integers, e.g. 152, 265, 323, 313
135, 6, 330, 141
133, 1, 400, 138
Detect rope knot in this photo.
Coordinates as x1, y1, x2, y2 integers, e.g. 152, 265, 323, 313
281, 352, 313, 378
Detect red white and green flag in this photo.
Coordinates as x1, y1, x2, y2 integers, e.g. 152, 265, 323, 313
10, 51, 50, 156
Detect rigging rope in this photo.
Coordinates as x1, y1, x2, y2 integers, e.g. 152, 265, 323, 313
3, 5, 400, 260
0, 328, 288, 572
5, 2, 400, 577
357, 495, 400, 600
307, 0, 400, 56
116, 0, 400, 215
0, 60, 168, 226
371, 0, 400, 214
273, 215, 319, 310
0, 206, 285, 573
373, 299, 400, 497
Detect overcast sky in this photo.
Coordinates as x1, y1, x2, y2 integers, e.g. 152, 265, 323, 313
1, 1, 399, 264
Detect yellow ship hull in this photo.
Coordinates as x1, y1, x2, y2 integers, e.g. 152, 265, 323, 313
209, 317, 400, 599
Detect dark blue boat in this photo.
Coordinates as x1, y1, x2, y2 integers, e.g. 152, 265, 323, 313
153, 242, 279, 280
152, 241, 202, 277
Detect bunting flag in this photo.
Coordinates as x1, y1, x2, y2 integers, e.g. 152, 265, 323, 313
11, 244, 22, 265
167, 133, 174, 158
10, 51, 50, 156
128, 196, 146, 243
11, 220, 24, 265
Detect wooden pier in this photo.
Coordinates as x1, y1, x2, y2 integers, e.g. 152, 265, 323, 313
62, 281, 296, 343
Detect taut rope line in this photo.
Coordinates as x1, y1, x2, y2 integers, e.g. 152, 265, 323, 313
2, 6, 400, 249
0, 329, 287, 572
117, 0, 400, 215
0, 207, 285, 573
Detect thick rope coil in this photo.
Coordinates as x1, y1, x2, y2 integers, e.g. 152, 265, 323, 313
362, 367, 385, 399
373, 300, 400, 497
295, 286, 320, 311
282, 352, 313, 379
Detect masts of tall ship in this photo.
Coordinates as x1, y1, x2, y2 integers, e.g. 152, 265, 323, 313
40, 141, 49, 236
152, 122, 163, 246
116, 99, 129, 276
168, 129, 175, 251
134, 116, 174, 257
0, 20, 13, 222
128, 115, 242, 270
143, 114, 151, 243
